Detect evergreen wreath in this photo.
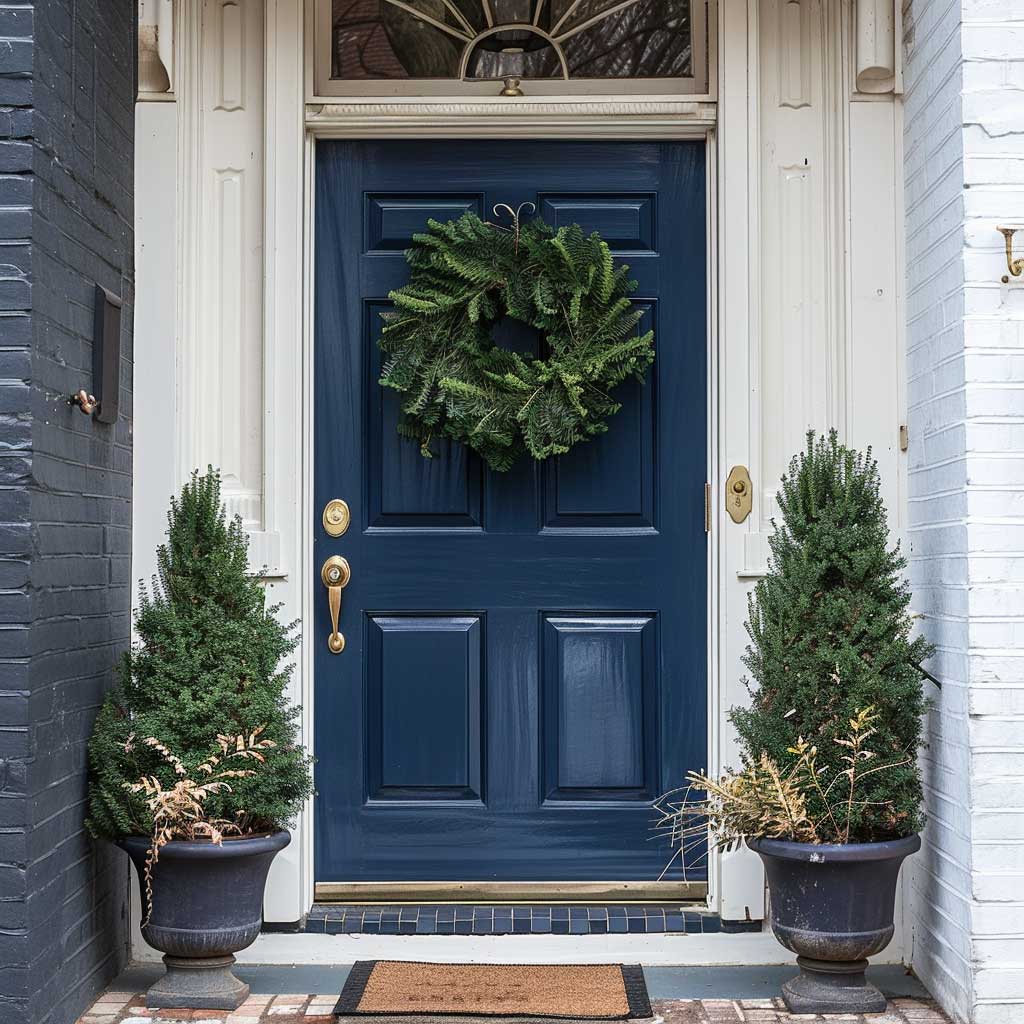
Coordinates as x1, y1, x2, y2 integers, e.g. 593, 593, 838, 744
378, 206, 655, 472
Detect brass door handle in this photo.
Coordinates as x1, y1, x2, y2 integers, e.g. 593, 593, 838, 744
321, 555, 351, 653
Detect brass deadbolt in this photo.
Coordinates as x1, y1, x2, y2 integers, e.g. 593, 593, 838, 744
322, 499, 351, 537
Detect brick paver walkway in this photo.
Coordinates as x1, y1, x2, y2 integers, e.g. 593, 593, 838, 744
76, 991, 952, 1024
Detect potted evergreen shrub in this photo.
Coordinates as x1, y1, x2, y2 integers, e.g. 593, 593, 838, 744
86, 470, 313, 1010
657, 431, 931, 1015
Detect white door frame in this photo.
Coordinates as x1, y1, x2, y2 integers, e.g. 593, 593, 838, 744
258, 0, 754, 924
252, 0, 749, 929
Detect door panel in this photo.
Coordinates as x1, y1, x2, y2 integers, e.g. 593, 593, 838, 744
366, 615, 483, 802
314, 140, 706, 883
366, 195, 485, 253
366, 302, 485, 529
543, 303, 656, 530
538, 194, 657, 253
542, 615, 657, 799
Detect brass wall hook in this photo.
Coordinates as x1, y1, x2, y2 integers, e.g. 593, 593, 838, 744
997, 226, 1024, 283
69, 389, 99, 416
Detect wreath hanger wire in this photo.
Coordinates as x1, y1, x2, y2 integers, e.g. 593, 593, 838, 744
488, 201, 537, 253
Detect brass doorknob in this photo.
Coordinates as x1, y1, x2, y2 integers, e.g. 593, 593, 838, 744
321, 555, 351, 653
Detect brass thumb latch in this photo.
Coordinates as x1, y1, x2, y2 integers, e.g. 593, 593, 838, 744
321, 555, 351, 654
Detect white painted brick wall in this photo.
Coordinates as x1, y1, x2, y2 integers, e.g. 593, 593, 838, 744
903, 0, 971, 1016
962, 2, 1024, 1021
905, 1, 1024, 1021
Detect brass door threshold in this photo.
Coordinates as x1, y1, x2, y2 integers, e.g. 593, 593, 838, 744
314, 881, 707, 904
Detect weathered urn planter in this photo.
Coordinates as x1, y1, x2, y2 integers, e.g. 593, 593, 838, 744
748, 833, 920, 1014
121, 830, 290, 1009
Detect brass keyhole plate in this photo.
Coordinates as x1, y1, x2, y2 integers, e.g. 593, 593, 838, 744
725, 465, 753, 524
322, 498, 351, 538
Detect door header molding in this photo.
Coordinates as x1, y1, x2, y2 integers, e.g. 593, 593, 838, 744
305, 99, 718, 138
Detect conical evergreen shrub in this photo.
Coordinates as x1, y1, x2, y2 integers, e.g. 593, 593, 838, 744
729, 430, 932, 842
87, 469, 313, 841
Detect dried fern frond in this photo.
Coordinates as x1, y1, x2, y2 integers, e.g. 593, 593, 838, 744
654, 706, 914, 855
125, 729, 277, 927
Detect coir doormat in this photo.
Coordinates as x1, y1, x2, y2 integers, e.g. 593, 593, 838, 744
333, 962, 652, 1021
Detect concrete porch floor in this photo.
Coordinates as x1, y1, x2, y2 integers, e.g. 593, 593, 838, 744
75, 965, 950, 1024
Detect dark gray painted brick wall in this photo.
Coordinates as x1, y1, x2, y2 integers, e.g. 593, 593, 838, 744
0, 1, 135, 1022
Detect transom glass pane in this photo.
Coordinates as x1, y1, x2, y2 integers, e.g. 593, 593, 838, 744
330, 0, 696, 82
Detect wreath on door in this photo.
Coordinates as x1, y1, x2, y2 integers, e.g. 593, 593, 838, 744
378, 205, 655, 472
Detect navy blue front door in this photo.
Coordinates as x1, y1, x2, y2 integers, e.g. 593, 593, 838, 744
314, 140, 706, 883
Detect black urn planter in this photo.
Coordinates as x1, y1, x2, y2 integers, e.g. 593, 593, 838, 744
120, 830, 290, 1009
747, 833, 920, 1015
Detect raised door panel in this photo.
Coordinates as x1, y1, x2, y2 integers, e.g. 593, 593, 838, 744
366, 615, 483, 801
366, 194, 484, 252
539, 194, 657, 255
365, 301, 484, 529
542, 615, 658, 802
543, 304, 656, 530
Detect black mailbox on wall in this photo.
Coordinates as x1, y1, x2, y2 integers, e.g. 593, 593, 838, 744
92, 284, 122, 424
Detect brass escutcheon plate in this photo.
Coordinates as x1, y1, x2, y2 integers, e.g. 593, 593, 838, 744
322, 498, 351, 537
725, 465, 753, 524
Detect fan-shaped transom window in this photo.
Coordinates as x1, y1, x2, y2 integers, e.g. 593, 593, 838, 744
314, 0, 709, 95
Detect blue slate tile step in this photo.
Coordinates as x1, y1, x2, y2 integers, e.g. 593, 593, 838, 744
303, 904, 739, 936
